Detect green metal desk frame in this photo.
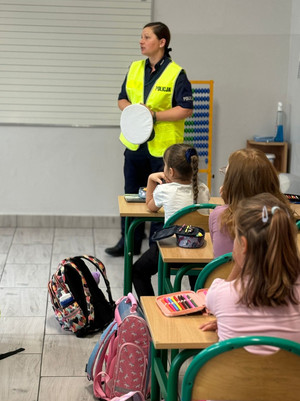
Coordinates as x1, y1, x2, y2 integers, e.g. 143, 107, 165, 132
157, 203, 217, 295
123, 215, 164, 295
151, 346, 200, 401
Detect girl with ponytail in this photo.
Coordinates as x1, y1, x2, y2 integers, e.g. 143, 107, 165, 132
201, 192, 300, 351
133, 143, 210, 298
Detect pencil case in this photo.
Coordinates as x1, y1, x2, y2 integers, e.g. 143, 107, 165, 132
284, 193, 300, 203
156, 289, 210, 317
152, 225, 205, 248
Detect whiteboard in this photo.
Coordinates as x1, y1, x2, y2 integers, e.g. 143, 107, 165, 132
0, 0, 152, 126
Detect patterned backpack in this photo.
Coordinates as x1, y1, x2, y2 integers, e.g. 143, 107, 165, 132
86, 293, 151, 400
48, 255, 115, 337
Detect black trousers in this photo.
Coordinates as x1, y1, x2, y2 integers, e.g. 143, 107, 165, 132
132, 243, 197, 299
121, 145, 164, 249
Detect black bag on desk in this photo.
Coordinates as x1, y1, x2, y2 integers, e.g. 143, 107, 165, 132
152, 224, 205, 248
48, 255, 115, 337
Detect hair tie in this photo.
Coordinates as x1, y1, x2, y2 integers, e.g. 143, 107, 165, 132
271, 206, 280, 215
262, 205, 268, 223
185, 148, 197, 164
165, 47, 172, 57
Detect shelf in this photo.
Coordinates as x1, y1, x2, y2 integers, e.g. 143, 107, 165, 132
246, 140, 288, 173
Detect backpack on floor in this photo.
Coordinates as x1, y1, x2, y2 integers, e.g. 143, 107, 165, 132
86, 293, 151, 400
48, 255, 115, 338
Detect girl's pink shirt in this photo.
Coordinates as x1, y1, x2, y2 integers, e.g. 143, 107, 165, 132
208, 205, 234, 257
206, 277, 300, 353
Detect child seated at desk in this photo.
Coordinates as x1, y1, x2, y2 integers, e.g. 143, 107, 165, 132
209, 148, 293, 257
132, 143, 210, 299
201, 192, 300, 351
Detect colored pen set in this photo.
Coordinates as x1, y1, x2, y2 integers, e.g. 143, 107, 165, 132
285, 193, 300, 204
156, 290, 208, 317
177, 224, 203, 236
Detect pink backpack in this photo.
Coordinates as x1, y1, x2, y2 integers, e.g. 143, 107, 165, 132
110, 391, 145, 401
86, 293, 151, 400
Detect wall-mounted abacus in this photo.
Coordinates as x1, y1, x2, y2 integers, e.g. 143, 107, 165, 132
184, 80, 214, 190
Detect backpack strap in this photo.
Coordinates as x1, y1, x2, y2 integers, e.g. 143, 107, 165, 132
61, 258, 94, 325
73, 255, 114, 305
93, 371, 111, 399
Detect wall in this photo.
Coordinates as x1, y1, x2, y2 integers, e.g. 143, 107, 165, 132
0, 0, 295, 220
287, 0, 300, 173
154, 0, 292, 193
0, 126, 124, 216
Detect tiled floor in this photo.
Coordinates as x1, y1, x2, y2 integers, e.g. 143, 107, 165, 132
0, 226, 157, 401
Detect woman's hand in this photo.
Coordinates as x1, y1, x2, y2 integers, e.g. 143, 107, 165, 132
199, 320, 218, 331
141, 104, 193, 122
141, 104, 156, 119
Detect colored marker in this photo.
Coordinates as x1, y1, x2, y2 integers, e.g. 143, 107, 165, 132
174, 295, 185, 310
179, 294, 190, 309
163, 297, 177, 312
167, 297, 179, 311
182, 294, 195, 308
187, 294, 198, 307
178, 224, 186, 232
171, 296, 182, 310
162, 298, 174, 312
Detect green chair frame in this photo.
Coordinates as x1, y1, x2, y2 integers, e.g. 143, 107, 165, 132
181, 336, 300, 401
194, 252, 233, 290
157, 203, 217, 295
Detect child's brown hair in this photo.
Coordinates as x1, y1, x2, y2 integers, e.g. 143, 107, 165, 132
220, 148, 291, 238
163, 144, 199, 203
235, 192, 300, 307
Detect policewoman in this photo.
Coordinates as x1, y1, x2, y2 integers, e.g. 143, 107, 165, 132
105, 21, 193, 257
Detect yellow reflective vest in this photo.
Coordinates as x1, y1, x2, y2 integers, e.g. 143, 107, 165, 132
119, 59, 185, 157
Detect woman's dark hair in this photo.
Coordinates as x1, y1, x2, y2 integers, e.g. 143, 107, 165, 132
143, 22, 171, 56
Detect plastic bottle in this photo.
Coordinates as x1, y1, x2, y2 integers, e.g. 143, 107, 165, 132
59, 293, 74, 308
274, 102, 284, 142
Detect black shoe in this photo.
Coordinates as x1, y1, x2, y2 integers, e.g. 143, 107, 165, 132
105, 239, 124, 257
105, 239, 141, 257
133, 247, 141, 256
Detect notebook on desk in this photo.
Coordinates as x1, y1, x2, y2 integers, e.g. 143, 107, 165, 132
124, 194, 146, 203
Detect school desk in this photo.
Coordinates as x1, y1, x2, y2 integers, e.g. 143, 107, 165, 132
157, 233, 214, 294
293, 203, 300, 214
118, 195, 164, 294
118, 196, 222, 295
141, 296, 218, 401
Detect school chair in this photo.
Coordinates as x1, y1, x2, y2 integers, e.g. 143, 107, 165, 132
181, 336, 300, 401
194, 252, 233, 290
157, 203, 217, 295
